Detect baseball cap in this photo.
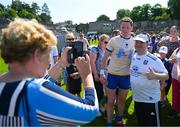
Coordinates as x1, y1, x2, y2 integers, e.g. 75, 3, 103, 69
159, 46, 168, 54
134, 34, 149, 43
60, 27, 67, 31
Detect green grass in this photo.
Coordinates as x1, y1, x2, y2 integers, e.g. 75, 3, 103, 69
0, 56, 8, 74
86, 40, 180, 126
85, 87, 180, 126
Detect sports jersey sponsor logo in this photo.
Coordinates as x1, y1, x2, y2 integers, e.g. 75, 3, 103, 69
117, 48, 126, 58
150, 112, 155, 115
143, 60, 148, 65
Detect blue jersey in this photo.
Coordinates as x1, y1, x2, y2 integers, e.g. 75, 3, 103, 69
0, 76, 99, 126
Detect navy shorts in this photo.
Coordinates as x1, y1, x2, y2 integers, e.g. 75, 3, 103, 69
107, 73, 130, 90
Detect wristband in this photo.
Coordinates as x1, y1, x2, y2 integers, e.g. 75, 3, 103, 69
100, 69, 105, 75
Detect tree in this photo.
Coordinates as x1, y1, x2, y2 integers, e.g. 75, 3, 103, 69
5, 7, 18, 18
151, 4, 170, 21
11, 0, 23, 13
0, 4, 5, 17
0, 3, 5, 10
130, 4, 151, 21
39, 13, 52, 24
168, 0, 180, 19
18, 9, 34, 19
151, 4, 163, 18
41, 3, 50, 16
160, 7, 170, 20
130, 6, 142, 21
116, 9, 130, 20
97, 14, 110, 21
31, 2, 40, 14
39, 3, 52, 24
140, 4, 152, 21
64, 20, 73, 27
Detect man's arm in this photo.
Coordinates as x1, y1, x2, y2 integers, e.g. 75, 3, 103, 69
100, 50, 111, 70
99, 50, 111, 84
146, 67, 169, 81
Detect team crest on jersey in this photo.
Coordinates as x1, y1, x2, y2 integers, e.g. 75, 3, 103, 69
132, 66, 138, 72
131, 66, 140, 77
143, 60, 148, 65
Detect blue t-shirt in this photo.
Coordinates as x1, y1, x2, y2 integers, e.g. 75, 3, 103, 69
90, 46, 104, 74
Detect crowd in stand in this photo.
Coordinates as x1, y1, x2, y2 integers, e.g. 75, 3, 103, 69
0, 17, 179, 126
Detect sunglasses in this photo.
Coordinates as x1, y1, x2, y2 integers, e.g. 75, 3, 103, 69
104, 41, 108, 44
67, 38, 74, 41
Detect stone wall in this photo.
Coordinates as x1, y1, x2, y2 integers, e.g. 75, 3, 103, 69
88, 20, 180, 34
134, 20, 180, 33
88, 20, 119, 34
1, 18, 180, 35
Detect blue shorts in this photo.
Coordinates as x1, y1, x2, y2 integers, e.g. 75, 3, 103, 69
107, 73, 130, 90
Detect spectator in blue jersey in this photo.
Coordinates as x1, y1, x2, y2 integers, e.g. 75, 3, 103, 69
0, 18, 99, 126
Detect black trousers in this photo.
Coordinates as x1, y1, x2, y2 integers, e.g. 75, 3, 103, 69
135, 101, 161, 126
94, 78, 104, 104
165, 75, 172, 96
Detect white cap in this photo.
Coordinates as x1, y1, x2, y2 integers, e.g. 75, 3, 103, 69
159, 46, 168, 54
134, 34, 149, 43
60, 27, 67, 31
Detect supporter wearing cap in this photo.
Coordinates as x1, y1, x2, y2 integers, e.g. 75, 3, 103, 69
134, 33, 149, 55
158, 46, 172, 109
159, 46, 168, 54
60, 27, 67, 32
131, 33, 169, 126
134, 33, 149, 43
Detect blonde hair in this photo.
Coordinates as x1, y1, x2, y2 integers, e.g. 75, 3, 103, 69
120, 17, 133, 26
66, 32, 75, 40
0, 18, 57, 63
99, 34, 110, 42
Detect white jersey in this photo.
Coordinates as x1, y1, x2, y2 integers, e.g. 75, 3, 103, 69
130, 52, 168, 103
49, 46, 58, 68
106, 35, 135, 75
171, 48, 180, 80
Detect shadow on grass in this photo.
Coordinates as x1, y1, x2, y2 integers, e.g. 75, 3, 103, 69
161, 98, 180, 126
85, 92, 180, 126
84, 92, 136, 126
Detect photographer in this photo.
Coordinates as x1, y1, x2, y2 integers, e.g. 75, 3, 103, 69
0, 18, 98, 126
